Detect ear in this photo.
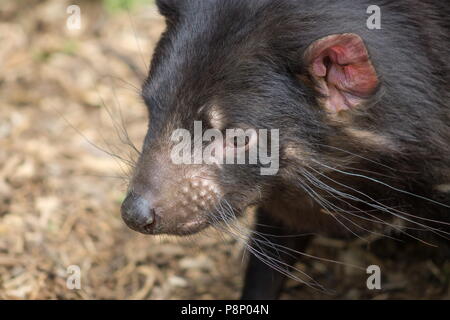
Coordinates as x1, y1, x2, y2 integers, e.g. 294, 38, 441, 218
304, 33, 379, 113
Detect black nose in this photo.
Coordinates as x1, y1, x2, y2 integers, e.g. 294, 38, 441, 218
121, 192, 155, 234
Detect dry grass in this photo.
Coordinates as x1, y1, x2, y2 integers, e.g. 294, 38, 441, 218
0, 0, 448, 300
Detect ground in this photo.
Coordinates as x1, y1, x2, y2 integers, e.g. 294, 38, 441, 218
0, 0, 449, 299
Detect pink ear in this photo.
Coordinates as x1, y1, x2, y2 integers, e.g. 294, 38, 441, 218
304, 33, 379, 113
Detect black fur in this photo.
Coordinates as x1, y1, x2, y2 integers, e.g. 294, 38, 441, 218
132, 0, 450, 299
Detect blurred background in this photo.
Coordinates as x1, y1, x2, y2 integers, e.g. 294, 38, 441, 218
0, 0, 449, 299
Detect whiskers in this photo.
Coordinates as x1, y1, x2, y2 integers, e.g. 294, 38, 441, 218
56, 9, 151, 188
207, 199, 367, 293
203, 143, 450, 291
294, 156, 450, 245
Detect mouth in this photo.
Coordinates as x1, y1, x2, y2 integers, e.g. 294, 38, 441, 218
131, 195, 244, 236
176, 219, 210, 235
138, 215, 210, 236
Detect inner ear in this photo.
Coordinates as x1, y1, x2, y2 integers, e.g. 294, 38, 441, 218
304, 33, 379, 113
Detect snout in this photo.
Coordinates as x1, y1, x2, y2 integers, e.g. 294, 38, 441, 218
121, 192, 156, 234
120, 174, 223, 235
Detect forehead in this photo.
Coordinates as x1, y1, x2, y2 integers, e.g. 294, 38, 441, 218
143, 3, 277, 109
142, 0, 307, 137
147, 1, 271, 79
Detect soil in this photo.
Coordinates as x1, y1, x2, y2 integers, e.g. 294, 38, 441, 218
0, 0, 448, 299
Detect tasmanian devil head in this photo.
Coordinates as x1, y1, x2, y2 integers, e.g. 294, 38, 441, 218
121, 0, 450, 237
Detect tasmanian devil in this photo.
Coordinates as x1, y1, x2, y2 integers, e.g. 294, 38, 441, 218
120, 0, 450, 299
